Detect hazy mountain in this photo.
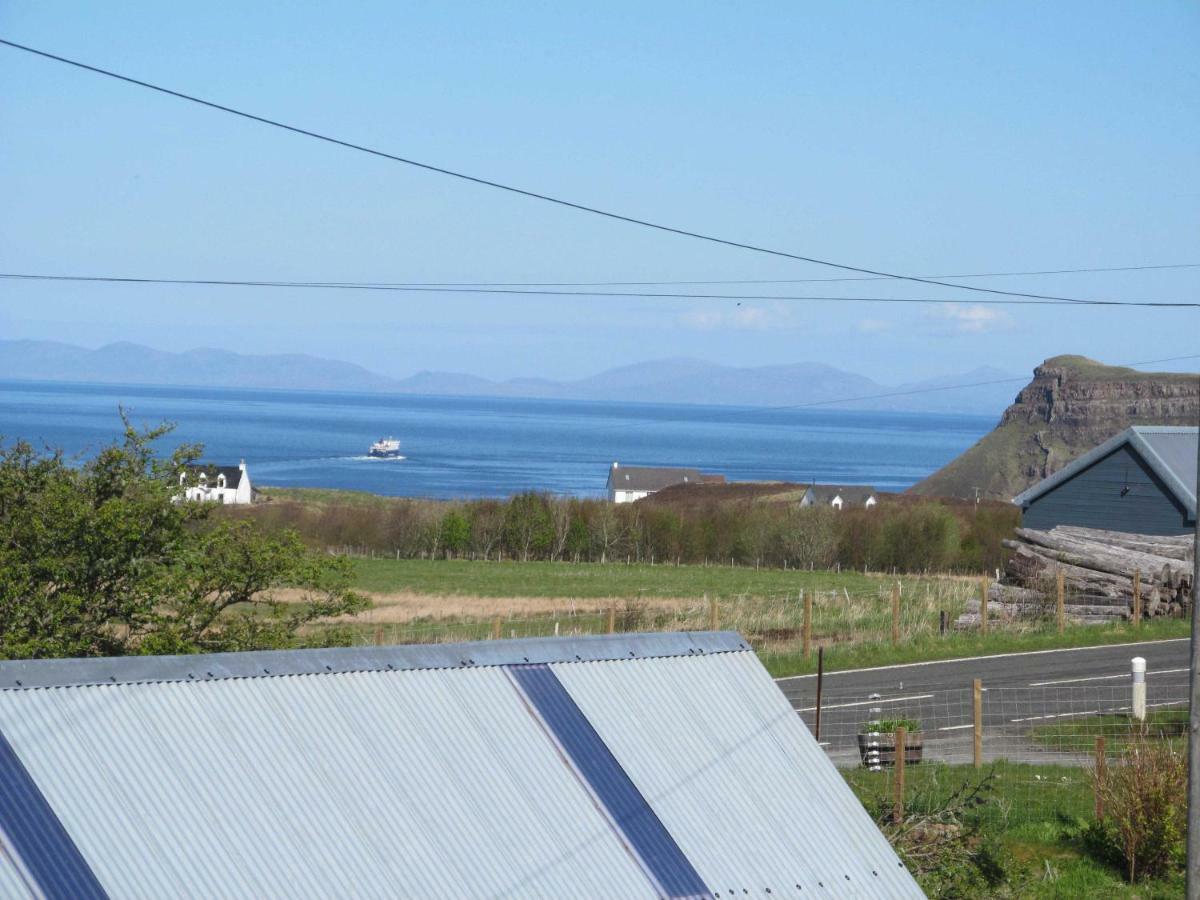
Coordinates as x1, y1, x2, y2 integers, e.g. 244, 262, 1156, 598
0, 339, 1018, 414
0, 340, 398, 392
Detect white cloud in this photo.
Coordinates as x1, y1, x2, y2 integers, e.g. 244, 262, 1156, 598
856, 318, 891, 334
678, 303, 778, 331
926, 303, 1013, 334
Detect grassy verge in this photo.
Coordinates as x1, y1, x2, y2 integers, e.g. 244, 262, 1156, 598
1030, 708, 1188, 754
844, 762, 1184, 897
762, 618, 1191, 678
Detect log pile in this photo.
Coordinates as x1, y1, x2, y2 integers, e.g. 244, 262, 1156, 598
959, 525, 1194, 627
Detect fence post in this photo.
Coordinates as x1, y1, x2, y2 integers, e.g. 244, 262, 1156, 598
803, 591, 813, 659
1056, 569, 1065, 634
491, 616, 501, 640
1133, 569, 1142, 627
1095, 735, 1107, 820
979, 575, 989, 635
893, 725, 907, 824
606, 605, 616, 635
939, 610, 947, 637
891, 582, 901, 646
373, 626, 384, 647
1131, 656, 1147, 722
814, 647, 824, 742
708, 594, 719, 632
973, 678, 983, 769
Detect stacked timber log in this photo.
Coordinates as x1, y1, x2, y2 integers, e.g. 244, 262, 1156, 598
959, 526, 1194, 627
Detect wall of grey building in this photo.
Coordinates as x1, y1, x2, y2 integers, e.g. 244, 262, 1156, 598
1021, 445, 1193, 536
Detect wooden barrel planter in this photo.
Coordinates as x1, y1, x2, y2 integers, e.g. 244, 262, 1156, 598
857, 731, 924, 768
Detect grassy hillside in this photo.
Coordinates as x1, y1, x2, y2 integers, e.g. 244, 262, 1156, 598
910, 355, 1198, 501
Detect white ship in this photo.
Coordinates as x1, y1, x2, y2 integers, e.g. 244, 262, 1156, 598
368, 437, 403, 458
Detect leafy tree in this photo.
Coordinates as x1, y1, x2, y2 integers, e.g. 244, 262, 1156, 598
439, 509, 471, 557
0, 419, 366, 659
503, 492, 553, 561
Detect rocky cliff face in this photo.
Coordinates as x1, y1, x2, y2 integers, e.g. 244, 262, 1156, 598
910, 355, 1198, 500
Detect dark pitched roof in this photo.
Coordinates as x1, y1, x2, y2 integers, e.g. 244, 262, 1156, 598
806, 485, 877, 505
184, 464, 243, 490
1012, 426, 1197, 516
606, 465, 717, 492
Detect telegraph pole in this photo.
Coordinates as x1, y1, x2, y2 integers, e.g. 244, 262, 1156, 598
1188, 397, 1200, 899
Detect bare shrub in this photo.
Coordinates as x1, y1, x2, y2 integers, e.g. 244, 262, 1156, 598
1088, 737, 1186, 882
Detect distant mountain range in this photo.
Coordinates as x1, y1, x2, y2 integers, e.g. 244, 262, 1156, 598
0, 339, 1020, 415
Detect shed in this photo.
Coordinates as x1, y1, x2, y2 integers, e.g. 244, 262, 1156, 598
1013, 426, 1197, 536
0, 633, 919, 899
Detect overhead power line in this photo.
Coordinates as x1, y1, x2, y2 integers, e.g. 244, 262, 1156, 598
0, 37, 1182, 308
334, 261, 1200, 288
2, 272, 1198, 308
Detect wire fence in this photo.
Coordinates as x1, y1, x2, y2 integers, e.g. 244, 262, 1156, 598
334, 576, 1148, 660
779, 675, 1191, 823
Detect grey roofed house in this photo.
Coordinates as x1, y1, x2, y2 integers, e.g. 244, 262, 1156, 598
1013, 426, 1197, 536
183, 463, 244, 489
800, 484, 878, 509
0, 633, 920, 899
606, 462, 725, 502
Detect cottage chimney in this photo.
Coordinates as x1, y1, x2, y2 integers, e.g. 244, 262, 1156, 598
239, 458, 246, 471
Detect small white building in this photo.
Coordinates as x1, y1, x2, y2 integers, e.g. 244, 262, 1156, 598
799, 484, 878, 510
606, 462, 723, 503
179, 461, 254, 505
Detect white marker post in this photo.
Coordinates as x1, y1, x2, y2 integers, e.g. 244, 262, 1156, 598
1131, 656, 1147, 723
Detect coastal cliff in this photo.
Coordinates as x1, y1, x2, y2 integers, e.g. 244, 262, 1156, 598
909, 355, 1198, 501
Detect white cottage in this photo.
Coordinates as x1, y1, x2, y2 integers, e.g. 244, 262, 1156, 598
799, 484, 878, 510
606, 462, 723, 503
179, 461, 254, 505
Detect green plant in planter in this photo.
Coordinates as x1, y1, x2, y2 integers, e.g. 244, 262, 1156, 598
862, 718, 922, 734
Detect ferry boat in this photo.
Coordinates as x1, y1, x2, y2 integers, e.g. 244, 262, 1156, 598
368, 437, 403, 458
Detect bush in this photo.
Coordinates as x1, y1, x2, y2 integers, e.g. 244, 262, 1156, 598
1088, 738, 1186, 882
863, 718, 922, 734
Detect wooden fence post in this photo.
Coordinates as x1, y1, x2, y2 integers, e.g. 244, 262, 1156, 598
1095, 736, 1107, 820
708, 594, 719, 632
891, 582, 901, 646
803, 591, 813, 659
491, 616, 502, 640
373, 626, 384, 647
893, 725, 907, 824
814, 647, 824, 741
606, 605, 616, 635
1056, 569, 1065, 634
1133, 569, 1142, 627
973, 678, 983, 769
979, 575, 989, 635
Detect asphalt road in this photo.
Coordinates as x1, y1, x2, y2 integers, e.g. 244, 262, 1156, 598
776, 638, 1191, 765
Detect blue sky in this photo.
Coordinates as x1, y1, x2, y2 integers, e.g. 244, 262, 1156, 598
1, 2, 1197, 385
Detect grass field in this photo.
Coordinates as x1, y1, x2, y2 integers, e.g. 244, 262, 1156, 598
845, 761, 1184, 897
348, 557, 898, 597
327, 558, 1191, 678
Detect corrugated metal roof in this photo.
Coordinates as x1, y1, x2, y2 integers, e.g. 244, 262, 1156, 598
553, 652, 923, 898
0, 634, 918, 899
0, 852, 35, 899
0, 669, 657, 899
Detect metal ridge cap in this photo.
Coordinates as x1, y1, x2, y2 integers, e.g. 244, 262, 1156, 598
0, 631, 751, 690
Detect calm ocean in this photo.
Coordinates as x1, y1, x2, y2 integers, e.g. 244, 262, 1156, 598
0, 379, 995, 498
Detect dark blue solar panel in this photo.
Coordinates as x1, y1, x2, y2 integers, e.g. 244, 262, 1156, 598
511, 664, 710, 899
0, 729, 108, 899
